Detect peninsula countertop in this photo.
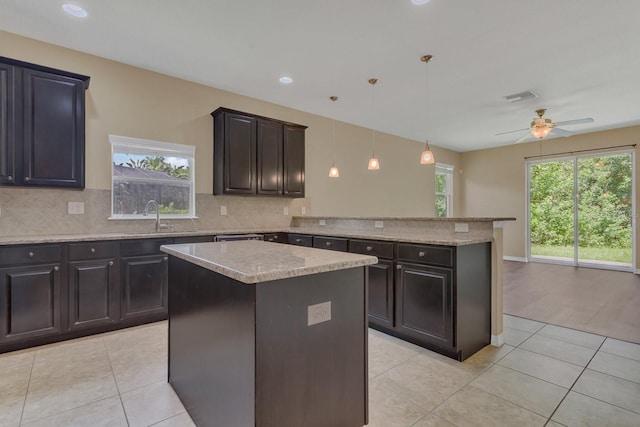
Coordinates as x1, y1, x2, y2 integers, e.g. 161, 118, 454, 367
160, 240, 378, 284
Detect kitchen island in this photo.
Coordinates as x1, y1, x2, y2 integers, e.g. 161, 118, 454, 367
161, 240, 377, 427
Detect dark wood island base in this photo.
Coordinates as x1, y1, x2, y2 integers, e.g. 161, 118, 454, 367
166, 248, 371, 427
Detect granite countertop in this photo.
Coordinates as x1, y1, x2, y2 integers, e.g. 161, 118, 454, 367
161, 240, 378, 284
292, 216, 516, 222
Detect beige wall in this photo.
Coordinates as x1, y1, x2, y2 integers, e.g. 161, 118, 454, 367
1, 30, 461, 223
461, 126, 640, 265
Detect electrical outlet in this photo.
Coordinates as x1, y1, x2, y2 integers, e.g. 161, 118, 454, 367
374, 220, 384, 229
455, 223, 469, 233
284, 207, 289, 216
307, 301, 331, 326
301, 206, 306, 215
68, 201, 84, 215
220, 206, 227, 216
319, 219, 326, 226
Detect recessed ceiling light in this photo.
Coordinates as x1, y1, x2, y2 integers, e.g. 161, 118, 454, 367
411, 0, 432, 5
279, 76, 293, 85
62, 4, 88, 18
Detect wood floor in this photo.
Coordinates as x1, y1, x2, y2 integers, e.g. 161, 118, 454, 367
503, 261, 640, 344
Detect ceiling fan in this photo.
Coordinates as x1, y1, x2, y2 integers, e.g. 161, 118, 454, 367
497, 109, 594, 143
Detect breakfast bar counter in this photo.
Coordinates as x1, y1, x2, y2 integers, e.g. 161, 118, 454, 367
161, 240, 377, 427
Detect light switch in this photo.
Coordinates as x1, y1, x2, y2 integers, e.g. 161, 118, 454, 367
68, 201, 84, 215
308, 301, 331, 326
374, 220, 384, 229
284, 207, 289, 216
301, 206, 306, 215
455, 223, 469, 233
220, 206, 227, 216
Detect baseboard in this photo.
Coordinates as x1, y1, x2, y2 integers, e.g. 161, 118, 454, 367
634, 269, 640, 275
491, 334, 505, 347
503, 256, 527, 262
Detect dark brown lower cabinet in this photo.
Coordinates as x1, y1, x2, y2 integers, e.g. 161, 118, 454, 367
68, 259, 118, 331
0, 263, 61, 343
120, 254, 168, 321
367, 259, 394, 328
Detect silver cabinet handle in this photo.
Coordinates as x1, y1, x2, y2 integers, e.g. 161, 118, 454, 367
366, 246, 373, 251
54, 266, 59, 271
25, 176, 31, 182
296, 239, 301, 243
28, 251, 34, 258
90, 248, 96, 254
419, 251, 425, 257
108, 261, 114, 266
396, 265, 402, 270
326, 241, 332, 247
163, 257, 168, 262
7, 176, 12, 181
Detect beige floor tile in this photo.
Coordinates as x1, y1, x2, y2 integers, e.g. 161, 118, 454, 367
373, 358, 470, 411
552, 391, 640, 426
121, 381, 186, 427
588, 351, 640, 384
503, 315, 545, 333
21, 396, 127, 427
460, 343, 515, 374
497, 348, 583, 388
367, 376, 430, 427
600, 337, 640, 361
544, 421, 566, 427
150, 412, 196, 427
0, 351, 34, 427
368, 330, 421, 378
433, 385, 547, 427
537, 324, 605, 349
104, 323, 168, 393
504, 326, 533, 346
519, 333, 597, 367
573, 368, 640, 414
21, 338, 118, 423
412, 413, 457, 427
470, 365, 567, 417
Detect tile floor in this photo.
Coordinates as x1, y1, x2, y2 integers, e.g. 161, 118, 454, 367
2, 316, 640, 426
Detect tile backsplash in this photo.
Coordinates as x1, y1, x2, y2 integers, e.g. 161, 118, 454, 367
0, 188, 310, 236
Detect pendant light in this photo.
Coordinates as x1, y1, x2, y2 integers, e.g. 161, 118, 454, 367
367, 78, 380, 170
420, 54, 435, 165
328, 96, 340, 178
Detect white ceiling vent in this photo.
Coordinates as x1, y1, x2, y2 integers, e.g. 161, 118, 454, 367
504, 90, 538, 103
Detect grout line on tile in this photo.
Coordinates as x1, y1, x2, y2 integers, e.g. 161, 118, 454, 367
17, 351, 36, 427
103, 336, 131, 427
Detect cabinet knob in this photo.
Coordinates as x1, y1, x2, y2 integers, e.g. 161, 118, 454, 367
28, 251, 34, 258
325, 241, 332, 247
273, 236, 279, 240
90, 248, 96, 254
108, 261, 114, 266
7, 176, 12, 182
163, 257, 169, 262
418, 251, 425, 257
296, 239, 301, 243
366, 246, 373, 251
396, 265, 402, 270
54, 266, 59, 271
24, 176, 31, 182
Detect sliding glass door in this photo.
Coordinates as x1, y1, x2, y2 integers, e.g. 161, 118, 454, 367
527, 151, 634, 270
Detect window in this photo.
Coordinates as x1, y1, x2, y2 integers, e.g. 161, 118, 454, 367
110, 135, 196, 219
435, 163, 453, 217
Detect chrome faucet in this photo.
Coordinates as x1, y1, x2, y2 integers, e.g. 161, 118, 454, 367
143, 200, 170, 232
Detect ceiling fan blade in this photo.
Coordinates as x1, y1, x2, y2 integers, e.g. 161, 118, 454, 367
550, 127, 574, 137
515, 132, 533, 143
554, 118, 594, 126
496, 127, 529, 136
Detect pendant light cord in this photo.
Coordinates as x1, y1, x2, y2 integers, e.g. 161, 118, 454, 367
370, 79, 377, 155
424, 55, 430, 150
332, 97, 337, 163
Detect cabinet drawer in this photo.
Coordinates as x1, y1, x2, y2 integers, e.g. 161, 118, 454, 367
69, 241, 117, 261
121, 238, 173, 256
0, 244, 61, 266
173, 236, 214, 244
349, 239, 394, 259
264, 233, 286, 243
313, 236, 348, 252
287, 234, 312, 247
396, 244, 454, 267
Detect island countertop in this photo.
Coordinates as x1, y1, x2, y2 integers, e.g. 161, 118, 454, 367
161, 240, 377, 284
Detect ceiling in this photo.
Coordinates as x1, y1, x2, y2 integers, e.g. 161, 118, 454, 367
2, 0, 640, 152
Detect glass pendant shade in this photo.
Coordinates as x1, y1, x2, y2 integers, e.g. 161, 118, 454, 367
531, 126, 553, 139
368, 156, 380, 170
329, 164, 340, 177
420, 148, 434, 164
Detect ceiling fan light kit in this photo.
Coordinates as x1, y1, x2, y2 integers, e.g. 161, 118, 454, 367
530, 108, 554, 139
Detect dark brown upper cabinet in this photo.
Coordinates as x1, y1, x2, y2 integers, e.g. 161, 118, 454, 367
0, 57, 90, 189
212, 107, 306, 198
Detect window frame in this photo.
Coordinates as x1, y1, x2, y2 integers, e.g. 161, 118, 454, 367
109, 134, 196, 220
435, 163, 454, 218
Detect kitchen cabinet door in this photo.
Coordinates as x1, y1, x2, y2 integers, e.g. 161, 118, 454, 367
0, 62, 15, 185
0, 263, 62, 343
395, 263, 454, 349
214, 110, 256, 195
283, 125, 305, 197
68, 259, 118, 331
367, 259, 394, 328
22, 68, 86, 188
257, 119, 283, 195
120, 254, 168, 321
